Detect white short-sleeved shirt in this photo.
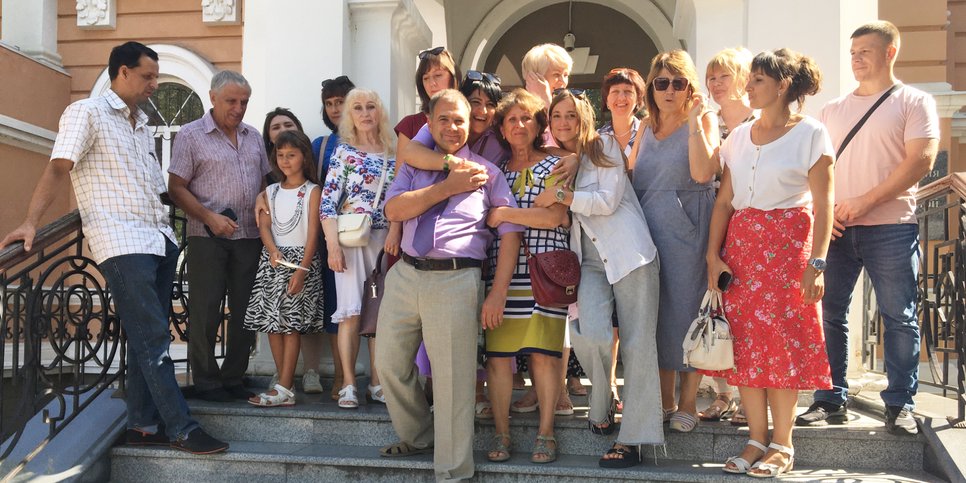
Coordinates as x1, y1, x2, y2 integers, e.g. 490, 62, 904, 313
722, 116, 833, 211
50, 89, 177, 264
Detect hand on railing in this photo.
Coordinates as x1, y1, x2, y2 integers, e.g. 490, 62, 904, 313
0, 222, 37, 252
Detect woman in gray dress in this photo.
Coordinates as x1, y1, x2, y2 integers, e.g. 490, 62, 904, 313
627, 50, 719, 433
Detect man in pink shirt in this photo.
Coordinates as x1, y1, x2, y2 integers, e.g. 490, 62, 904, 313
796, 21, 939, 435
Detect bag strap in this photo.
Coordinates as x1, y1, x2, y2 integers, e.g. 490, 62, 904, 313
835, 84, 901, 159
370, 149, 390, 213
370, 249, 386, 277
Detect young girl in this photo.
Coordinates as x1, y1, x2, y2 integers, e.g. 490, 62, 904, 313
245, 130, 325, 407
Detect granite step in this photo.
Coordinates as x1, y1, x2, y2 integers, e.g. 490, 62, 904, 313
110, 441, 941, 483
184, 391, 927, 471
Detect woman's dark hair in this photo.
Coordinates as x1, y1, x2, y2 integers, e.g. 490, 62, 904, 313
601, 67, 646, 114
415, 49, 461, 113
321, 76, 356, 131
270, 130, 319, 184
108, 42, 158, 80
459, 73, 503, 106
751, 48, 822, 111
262, 108, 305, 155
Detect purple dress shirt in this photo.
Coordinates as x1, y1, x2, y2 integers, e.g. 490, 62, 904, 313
386, 144, 524, 260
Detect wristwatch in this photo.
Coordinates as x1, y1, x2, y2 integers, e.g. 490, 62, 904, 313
807, 258, 827, 273
442, 154, 456, 173
555, 186, 567, 202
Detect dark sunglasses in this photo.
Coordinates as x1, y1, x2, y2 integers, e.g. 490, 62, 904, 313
321, 75, 348, 88
465, 70, 501, 86
652, 77, 690, 92
418, 46, 446, 60
553, 87, 586, 98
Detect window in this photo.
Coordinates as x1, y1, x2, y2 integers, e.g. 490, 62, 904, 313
139, 82, 205, 178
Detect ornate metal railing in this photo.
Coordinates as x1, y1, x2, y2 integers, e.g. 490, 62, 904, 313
0, 202, 229, 479
862, 173, 966, 427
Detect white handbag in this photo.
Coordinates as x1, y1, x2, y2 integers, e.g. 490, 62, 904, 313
682, 290, 735, 371
337, 150, 389, 247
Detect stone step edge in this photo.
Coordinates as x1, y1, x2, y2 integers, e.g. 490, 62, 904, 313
110, 442, 937, 482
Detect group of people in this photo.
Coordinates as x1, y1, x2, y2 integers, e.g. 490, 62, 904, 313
0, 17, 939, 483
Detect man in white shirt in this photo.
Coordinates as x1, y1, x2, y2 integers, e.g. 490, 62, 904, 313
1, 42, 228, 454
795, 21, 939, 435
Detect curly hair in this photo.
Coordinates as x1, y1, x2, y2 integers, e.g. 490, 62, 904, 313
493, 88, 548, 151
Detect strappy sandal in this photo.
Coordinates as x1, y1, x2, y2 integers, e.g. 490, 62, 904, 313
379, 441, 433, 458
568, 377, 588, 396
248, 384, 295, 407
730, 403, 748, 426
475, 400, 493, 419
338, 384, 359, 409
611, 384, 623, 413
700, 394, 738, 421
598, 443, 642, 468
367, 384, 386, 404
748, 442, 795, 478
590, 400, 618, 435
511, 389, 538, 413
669, 411, 699, 432
530, 435, 557, 464
555, 392, 575, 416
663, 405, 678, 423
487, 433, 511, 462
723, 439, 768, 474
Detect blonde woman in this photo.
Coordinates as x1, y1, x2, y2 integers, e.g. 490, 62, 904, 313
320, 88, 401, 409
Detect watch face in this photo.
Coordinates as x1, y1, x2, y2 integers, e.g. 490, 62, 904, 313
811, 258, 827, 271
555, 189, 565, 201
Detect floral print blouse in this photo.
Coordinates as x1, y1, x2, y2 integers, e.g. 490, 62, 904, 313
320, 143, 395, 229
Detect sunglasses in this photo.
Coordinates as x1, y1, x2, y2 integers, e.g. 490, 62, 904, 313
553, 87, 586, 98
418, 46, 446, 60
321, 75, 348, 88
465, 70, 501, 86
652, 77, 690, 92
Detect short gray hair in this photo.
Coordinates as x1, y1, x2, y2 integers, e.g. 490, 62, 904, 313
210, 70, 250, 92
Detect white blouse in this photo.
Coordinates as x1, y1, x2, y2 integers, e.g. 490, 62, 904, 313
722, 116, 833, 211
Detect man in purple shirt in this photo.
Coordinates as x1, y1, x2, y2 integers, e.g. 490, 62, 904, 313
168, 70, 270, 402
376, 90, 523, 481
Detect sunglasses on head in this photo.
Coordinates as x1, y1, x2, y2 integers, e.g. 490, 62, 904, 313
652, 77, 690, 92
321, 75, 348, 88
465, 70, 501, 86
418, 46, 446, 60
553, 87, 586, 98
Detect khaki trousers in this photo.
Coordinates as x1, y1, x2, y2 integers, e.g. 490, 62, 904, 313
375, 261, 483, 482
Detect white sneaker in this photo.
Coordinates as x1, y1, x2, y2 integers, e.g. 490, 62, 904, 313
303, 369, 323, 394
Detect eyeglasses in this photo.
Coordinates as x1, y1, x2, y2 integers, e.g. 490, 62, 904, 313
465, 70, 501, 86
321, 75, 348, 88
652, 77, 690, 92
418, 46, 446, 60
553, 87, 586, 98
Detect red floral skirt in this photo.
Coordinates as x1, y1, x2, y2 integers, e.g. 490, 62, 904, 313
704, 207, 831, 390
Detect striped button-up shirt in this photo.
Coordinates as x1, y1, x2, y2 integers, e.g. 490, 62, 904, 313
50, 89, 177, 264
168, 111, 269, 239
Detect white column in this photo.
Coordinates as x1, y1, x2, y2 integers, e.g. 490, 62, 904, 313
1, 0, 62, 68
348, 0, 432, 125
241, 0, 349, 138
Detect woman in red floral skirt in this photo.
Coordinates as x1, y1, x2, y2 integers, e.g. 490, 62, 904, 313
706, 48, 834, 478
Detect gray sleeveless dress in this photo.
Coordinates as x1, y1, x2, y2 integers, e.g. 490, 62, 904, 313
632, 124, 715, 371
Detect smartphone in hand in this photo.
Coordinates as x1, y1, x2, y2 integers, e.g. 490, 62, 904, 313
717, 271, 733, 291
204, 208, 238, 238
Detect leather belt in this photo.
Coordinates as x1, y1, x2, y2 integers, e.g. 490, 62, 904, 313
401, 253, 482, 271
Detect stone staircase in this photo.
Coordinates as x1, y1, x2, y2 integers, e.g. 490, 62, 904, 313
108, 382, 945, 482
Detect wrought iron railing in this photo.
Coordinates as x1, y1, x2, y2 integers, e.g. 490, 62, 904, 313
0, 202, 229, 480
862, 173, 966, 427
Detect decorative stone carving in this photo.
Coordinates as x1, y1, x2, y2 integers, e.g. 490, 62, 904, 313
202, 0, 240, 25
76, 0, 116, 30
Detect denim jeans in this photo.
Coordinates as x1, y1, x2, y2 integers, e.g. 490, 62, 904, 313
814, 223, 920, 410
100, 239, 199, 439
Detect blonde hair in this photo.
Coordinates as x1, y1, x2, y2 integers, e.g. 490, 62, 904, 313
644, 50, 700, 133
338, 88, 396, 155
706, 47, 753, 101
521, 43, 574, 79
549, 91, 620, 169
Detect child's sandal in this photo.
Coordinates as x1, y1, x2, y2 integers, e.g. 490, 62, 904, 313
248, 384, 295, 407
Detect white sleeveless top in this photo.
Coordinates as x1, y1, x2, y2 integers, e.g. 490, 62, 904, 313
269, 181, 318, 247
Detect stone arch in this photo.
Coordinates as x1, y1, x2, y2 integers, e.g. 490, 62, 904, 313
89, 44, 217, 110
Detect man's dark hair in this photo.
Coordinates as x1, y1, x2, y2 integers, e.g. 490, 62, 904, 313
108, 42, 158, 80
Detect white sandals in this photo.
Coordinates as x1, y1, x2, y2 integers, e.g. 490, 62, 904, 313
249, 384, 296, 407
367, 384, 386, 404
338, 384, 359, 409
723, 439, 767, 474
747, 442, 795, 478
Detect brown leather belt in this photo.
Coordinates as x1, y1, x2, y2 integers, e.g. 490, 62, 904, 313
401, 253, 483, 271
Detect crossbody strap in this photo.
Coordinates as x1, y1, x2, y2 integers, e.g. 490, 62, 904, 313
835, 84, 900, 159
370, 150, 390, 213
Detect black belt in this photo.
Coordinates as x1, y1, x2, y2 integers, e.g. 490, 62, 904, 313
401, 253, 482, 271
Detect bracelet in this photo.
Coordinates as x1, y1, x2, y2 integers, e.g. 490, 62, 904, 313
442, 154, 455, 173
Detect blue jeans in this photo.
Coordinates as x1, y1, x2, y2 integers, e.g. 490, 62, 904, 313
100, 239, 199, 439
814, 224, 920, 410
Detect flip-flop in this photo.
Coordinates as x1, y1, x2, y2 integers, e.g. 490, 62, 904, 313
379, 441, 433, 458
